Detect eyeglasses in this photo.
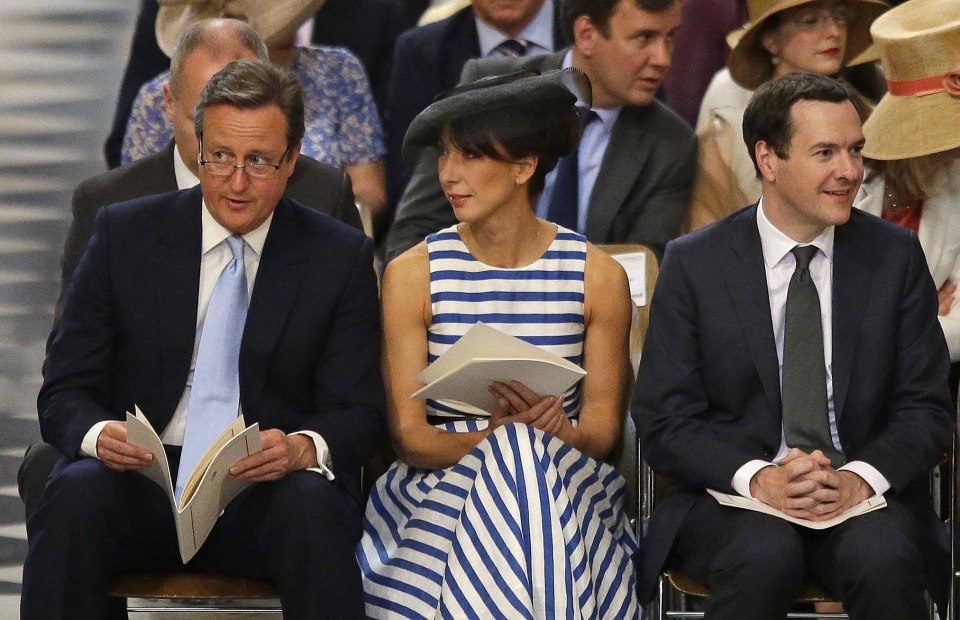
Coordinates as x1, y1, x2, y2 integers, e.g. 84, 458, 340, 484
785, 7, 849, 32
198, 135, 289, 179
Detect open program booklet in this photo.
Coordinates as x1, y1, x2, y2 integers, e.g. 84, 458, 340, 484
125, 407, 261, 562
412, 322, 587, 414
707, 488, 887, 530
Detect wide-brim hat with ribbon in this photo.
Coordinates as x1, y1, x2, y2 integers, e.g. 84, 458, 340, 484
156, 0, 326, 58
727, 0, 889, 89
401, 68, 591, 166
863, 0, 960, 160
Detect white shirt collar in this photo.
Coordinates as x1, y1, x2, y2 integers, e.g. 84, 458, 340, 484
173, 142, 201, 190
200, 199, 273, 257
757, 198, 834, 269
476, 0, 554, 56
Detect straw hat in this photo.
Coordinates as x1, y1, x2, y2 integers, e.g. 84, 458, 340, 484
862, 0, 960, 160
155, 0, 326, 58
402, 68, 591, 165
727, 0, 889, 89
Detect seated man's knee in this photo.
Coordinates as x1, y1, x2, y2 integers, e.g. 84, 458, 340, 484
719, 517, 805, 586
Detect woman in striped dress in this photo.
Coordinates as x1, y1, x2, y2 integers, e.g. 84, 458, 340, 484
358, 69, 640, 618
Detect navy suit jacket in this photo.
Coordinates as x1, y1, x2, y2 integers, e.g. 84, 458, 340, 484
39, 188, 385, 497
632, 204, 955, 601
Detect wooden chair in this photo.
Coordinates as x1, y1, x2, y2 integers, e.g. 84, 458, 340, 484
110, 573, 280, 615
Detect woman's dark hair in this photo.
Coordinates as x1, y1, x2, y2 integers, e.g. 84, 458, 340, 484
439, 103, 583, 200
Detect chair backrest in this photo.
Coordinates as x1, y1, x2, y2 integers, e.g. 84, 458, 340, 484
599, 243, 659, 522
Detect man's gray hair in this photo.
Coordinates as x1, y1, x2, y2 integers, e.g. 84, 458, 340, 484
194, 59, 305, 153
169, 18, 269, 98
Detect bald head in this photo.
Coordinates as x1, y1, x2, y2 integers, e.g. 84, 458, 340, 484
164, 18, 270, 176
168, 18, 269, 98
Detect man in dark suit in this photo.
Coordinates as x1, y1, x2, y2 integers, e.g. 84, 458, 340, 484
384, 0, 695, 262
634, 72, 954, 618
21, 59, 382, 618
17, 18, 364, 519
382, 0, 564, 234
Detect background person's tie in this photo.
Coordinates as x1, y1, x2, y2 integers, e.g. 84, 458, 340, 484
175, 235, 249, 502
495, 38, 530, 57
546, 111, 596, 231
782, 245, 844, 467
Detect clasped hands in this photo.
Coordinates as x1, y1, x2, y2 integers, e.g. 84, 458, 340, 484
487, 380, 571, 438
96, 421, 316, 482
749, 448, 873, 522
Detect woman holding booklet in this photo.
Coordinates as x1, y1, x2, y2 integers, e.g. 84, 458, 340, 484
357, 69, 640, 617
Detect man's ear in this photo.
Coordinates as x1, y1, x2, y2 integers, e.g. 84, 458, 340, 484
573, 15, 599, 57
755, 140, 779, 183
163, 82, 176, 123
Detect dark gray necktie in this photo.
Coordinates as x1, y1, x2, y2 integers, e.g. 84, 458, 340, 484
782, 245, 844, 467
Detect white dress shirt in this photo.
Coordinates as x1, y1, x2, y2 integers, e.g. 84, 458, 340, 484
730, 200, 889, 498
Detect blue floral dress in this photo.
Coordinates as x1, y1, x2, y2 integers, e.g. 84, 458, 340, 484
121, 45, 385, 167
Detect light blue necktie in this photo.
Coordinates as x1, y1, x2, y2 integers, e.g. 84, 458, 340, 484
175, 235, 249, 502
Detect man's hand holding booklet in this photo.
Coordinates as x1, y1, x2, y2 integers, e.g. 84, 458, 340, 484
125, 407, 260, 562
412, 322, 585, 413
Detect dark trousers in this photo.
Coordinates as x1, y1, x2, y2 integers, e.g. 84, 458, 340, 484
21, 451, 364, 619
668, 492, 931, 620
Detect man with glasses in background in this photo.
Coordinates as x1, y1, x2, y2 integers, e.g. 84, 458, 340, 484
21, 59, 383, 619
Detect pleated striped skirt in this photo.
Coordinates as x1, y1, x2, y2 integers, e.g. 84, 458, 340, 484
357, 422, 640, 619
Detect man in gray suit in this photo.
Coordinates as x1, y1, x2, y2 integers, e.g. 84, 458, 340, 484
20, 17, 362, 520
384, 0, 696, 262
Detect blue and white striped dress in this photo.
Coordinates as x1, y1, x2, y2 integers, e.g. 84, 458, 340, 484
358, 225, 640, 619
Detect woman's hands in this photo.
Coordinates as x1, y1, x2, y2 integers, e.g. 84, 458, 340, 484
488, 380, 571, 439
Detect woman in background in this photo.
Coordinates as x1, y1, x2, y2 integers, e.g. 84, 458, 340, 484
859, 0, 960, 361
688, 0, 887, 231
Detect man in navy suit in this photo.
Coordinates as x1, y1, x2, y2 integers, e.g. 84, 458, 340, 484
21, 59, 383, 619
634, 72, 954, 618
382, 0, 563, 233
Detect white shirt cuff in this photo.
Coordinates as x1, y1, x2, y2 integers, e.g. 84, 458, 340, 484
81, 421, 111, 458
291, 430, 336, 481
732, 459, 775, 498
839, 460, 889, 496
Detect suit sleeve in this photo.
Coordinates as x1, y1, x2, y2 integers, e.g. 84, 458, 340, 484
40, 207, 120, 457
305, 236, 386, 478
623, 127, 697, 259
55, 183, 100, 325
632, 240, 762, 491
851, 235, 954, 493
383, 147, 457, 262
384, 31, 438, 209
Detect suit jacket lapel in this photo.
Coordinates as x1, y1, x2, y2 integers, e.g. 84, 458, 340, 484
585, 106, 652, 241
240, 199, 310, 418
155, 187, 202, 426
722, 206, 782, 415
831, 216, 872, 420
